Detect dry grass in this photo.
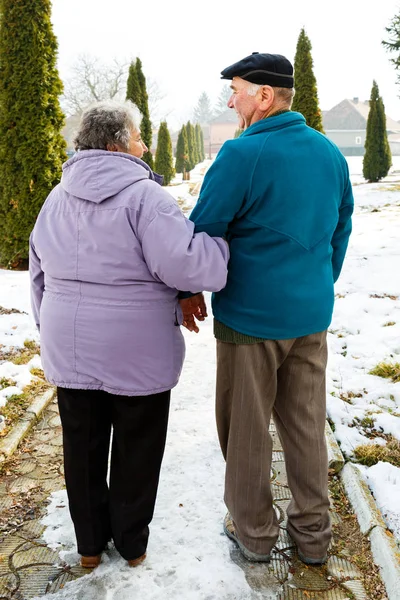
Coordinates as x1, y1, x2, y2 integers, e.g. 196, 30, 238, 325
29, 367, 45, 379
369, 362, 400, 383
339, 390, 364, 405
380, 182, 400, 192
0, 340, 40, 365
354, 437, 400, 468
0, 378, 16, 391
370, 293, 398, 300
383, 321, 396, 327
0, 379, 51, 438
329, 475, 388, 599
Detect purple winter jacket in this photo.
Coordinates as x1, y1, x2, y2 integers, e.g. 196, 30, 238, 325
29, 150, 229, 396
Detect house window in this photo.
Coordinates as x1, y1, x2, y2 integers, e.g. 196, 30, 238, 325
355, 136, 362, 145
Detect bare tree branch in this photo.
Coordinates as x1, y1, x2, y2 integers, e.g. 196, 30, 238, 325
61, 55, 167, 125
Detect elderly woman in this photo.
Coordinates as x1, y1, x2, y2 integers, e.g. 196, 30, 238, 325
29, 101, 228, 569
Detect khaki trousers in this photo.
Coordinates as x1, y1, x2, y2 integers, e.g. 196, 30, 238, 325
216, 331, 331, 559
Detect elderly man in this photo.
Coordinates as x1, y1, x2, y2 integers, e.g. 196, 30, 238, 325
181, 53, 353, 564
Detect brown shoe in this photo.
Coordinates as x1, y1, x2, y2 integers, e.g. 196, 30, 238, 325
128, 553, 146, 567
81, 554, 101, 569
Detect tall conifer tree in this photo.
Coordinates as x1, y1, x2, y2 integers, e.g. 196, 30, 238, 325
154, 122, 175, 186
363, 81, 392, 182
382, 12, 400, 89
199, 127, 205, 161
126, 61, 141, 108
175, 126, 190, 180
185, 121, 196, 171
193, 92, 214, 124
0, 0, 67, 268
135, 58, 153, 168
195, 123, 205, 162
292, 28, 324, 133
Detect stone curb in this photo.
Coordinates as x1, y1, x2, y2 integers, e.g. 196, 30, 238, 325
341, 462, 400, 600
325, 421, 345, 473
0, 386, 56, 464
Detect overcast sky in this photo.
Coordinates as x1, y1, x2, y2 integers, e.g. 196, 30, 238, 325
51, 0, 400, 129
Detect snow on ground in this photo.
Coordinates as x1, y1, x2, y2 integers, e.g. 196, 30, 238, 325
0, 156, 399, 597
358, 462, 400, 540
0, 271, 40, 406
326, 157, 400, 542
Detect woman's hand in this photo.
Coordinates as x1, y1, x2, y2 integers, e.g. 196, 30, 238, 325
179, 293, 207, 333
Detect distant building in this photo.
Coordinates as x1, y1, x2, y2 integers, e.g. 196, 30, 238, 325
322, 98, 400, 156
207, 110, 238, 156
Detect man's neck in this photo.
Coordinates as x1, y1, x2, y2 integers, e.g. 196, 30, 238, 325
264, 105, 290, 119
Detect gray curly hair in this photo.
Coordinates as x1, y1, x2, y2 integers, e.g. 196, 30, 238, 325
74, 100, 142, 152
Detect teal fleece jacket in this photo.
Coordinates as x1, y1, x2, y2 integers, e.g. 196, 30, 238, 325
189, 111, 354, 340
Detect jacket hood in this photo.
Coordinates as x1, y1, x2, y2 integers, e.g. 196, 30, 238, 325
61, 150, 163, 203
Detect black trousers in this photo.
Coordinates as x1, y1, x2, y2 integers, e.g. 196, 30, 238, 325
57, 387, 170, 561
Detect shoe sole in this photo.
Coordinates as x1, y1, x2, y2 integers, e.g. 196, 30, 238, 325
81, 556, 101, 569
223, 520, 271, 563
128, 553, 146, 567
298, 550, 328, 565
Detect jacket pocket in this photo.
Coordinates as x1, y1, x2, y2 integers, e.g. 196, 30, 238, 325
174, 304, 184, 326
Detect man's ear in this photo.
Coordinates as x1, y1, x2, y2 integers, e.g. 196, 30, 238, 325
260, 85, 274, 108
106, 143, 119, 152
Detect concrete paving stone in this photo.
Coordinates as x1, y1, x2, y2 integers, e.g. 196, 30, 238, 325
279, 585, 352, 599
341, 463, 386, 534
369, 526, 400, 600
228, 546, 282, 595
273, 461, 287, 482
275, 528, 295, 553
271, 431, 283, 451
18, 459, 39, 476
288, 560, 332, 591
49, 434, 63, 447
272, 483, 292, 501
48, 415, 61, 427
19, 518, 46, 539
31, 443, 60, 457
0, 534, 31, 558
326, 556, 362, 581
39, 476, 65, 494
34, 430, 54, 444
0, 493, 14, 512
46, 569, 77, 594
325, 422, 345, 474
18, 564, 63, 599
13, 544, 59, 568
0, 572, 19, 597
8, 475, 41, 494
273, 451, 285, 461
0, 419, 34, 462
26, 466, 62, 481
342, 580, 368, 600
270, 556, 291, 583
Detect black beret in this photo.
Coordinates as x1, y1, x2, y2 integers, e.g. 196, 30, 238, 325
221, 52, 294, 88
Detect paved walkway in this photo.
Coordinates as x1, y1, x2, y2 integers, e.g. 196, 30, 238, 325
0, 398, 374, 599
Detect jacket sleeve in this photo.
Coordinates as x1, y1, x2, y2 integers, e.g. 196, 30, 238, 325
331, 175, 354, 283
29, 234, 44, 331
141, 201, 229, 293
189, 141, 249, 236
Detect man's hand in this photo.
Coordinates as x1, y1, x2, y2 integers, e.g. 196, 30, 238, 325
179, 293, 207, 333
